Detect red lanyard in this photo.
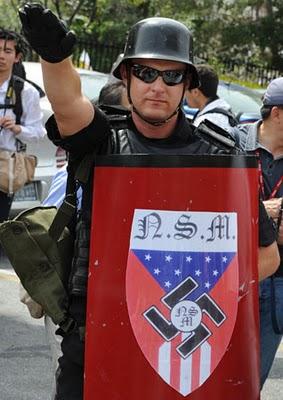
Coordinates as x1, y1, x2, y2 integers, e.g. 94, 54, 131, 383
256, 150, 283, 200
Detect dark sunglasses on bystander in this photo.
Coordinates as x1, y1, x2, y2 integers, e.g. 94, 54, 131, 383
131, 63, 187, 86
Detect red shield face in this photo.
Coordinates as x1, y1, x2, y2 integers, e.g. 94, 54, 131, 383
126, 209, 238, 396
84, 155, 259, 400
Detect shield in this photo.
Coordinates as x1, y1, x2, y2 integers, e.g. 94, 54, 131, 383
84, 154, 260, 400
126, 209, 238, 396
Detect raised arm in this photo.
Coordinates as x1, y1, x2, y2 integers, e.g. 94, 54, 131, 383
19, 3, 94, 136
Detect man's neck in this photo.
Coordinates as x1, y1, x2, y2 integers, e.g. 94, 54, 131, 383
132, 111, 178, 139
259, 121, 283, 157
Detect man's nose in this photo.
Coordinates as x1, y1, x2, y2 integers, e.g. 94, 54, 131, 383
150, 76, 166, 90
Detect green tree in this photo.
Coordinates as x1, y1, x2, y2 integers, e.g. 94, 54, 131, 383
2, 0, 283, 72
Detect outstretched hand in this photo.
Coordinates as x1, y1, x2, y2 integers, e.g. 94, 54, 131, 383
18, 3, 76, 63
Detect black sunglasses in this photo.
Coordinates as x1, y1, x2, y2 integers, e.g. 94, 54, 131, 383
131, 63, 186, 86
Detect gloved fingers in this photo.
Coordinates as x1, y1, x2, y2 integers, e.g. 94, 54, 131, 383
19, 3, 55, 29
61, 31, 77, 53
18, 7, 30, 29
18, 2, 76, 63
43, 9, 66, 31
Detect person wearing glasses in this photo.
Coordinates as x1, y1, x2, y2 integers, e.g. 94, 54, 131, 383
19, 4, 279, 399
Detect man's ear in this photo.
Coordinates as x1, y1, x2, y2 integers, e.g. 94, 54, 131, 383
271, 106, 281, 120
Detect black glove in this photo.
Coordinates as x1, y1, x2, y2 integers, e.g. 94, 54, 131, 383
19, 3, 76, 63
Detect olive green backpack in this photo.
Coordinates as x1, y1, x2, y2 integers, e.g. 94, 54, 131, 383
0, 159, 83, 334
0, 205, 75, 332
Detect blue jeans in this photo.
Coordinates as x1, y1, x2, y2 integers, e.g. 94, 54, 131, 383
259, 276, 283, 388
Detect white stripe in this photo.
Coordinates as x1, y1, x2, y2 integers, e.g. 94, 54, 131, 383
180, 353, 192, 396
158, 341, 171, 383
179, 332, 192, 396
199, 341, 211, 384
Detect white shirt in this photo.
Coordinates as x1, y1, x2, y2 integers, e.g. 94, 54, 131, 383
0, 76, 46, 152
43, 165, 82, 209
193, 98, 234, 132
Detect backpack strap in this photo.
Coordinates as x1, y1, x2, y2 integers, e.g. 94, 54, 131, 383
199, 107, 238, 127
12, 75, 25, 125
0, 75, 26, 151
0, 75, 22, 120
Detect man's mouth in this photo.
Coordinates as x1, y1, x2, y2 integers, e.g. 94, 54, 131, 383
147, 98, 166, 104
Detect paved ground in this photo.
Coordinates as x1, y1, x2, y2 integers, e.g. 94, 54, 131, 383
0, 263, 53, 400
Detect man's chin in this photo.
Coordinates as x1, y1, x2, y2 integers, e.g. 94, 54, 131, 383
137, 110, 170, 123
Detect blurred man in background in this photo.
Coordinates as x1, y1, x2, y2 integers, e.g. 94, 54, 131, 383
234, 77, 283, 388
186, 64, 237, 130
0, 28, 45, 223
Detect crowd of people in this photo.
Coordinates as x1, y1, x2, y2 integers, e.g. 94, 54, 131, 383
0, 2, 282, 399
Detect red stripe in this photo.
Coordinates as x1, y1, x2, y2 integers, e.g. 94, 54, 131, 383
205, 255, 238, 370
126, 250, 166, 370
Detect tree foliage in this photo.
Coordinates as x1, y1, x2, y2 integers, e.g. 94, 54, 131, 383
1, 0, 283, 70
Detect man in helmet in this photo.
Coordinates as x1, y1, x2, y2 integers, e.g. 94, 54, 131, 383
18, 4, 279, 399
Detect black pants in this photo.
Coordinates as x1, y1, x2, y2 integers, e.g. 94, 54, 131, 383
55, 296, 86, 400
0, 190, 13, 223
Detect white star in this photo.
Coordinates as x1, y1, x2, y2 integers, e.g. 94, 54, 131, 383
205, 256, 211, 263
165, 255, 172, 262
186, 256, 192, 262
205, 281, 211, 288
195, 269, 201, 276
154, 268, 161, 275
145, 254, 151, 261
164, 281, 172, 288
222, 256, 228, 263
174, 269, 181, 276
213, 270, 219, 276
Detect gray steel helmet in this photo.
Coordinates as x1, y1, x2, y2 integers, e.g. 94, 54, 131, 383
112, 17, 199, 89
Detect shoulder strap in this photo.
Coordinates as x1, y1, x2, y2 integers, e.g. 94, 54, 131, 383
12, 75, 25, 125
201, 107, 238, 127
100, 104, 131, 130
194, 119, 241, 154
48, 162, 78, 241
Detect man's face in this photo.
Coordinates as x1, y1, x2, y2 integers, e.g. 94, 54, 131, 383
126, 58, 187, 123
0, 39, 20, 74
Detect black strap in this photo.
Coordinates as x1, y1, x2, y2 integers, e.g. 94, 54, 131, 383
194, 119, 240, 154
0, 75, 25, 125
48, 161, 78, 241
0, 75, 26, 151
12, 75, 24, 125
